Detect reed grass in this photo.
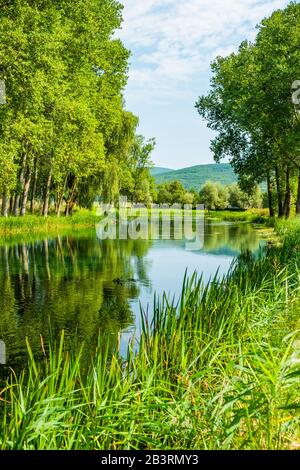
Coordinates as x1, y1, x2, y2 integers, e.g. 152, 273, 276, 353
207, 209, 270, 224
0, 208, 267, 238
0, 217, 300, 450
0, 209, 102, 237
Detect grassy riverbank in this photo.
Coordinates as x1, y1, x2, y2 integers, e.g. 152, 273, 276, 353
0, 208, 268, 238
0, 209, 102, 237
0, 217, 299, 450
206, 208, 270, 223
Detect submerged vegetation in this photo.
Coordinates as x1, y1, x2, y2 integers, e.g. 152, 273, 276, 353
0, 217, 299, 450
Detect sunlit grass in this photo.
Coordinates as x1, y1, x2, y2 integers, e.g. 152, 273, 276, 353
0, 208, 268, 238
0, 217, 300, 449
206, 208, 270, 223
0, 208, 102, 237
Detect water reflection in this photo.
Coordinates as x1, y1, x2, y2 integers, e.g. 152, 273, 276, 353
0, 222, 264, 371
203, 222, 263, 255
0, 235, 151, 371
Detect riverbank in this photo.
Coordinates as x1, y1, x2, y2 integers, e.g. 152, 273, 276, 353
0, 209, 102, 237
0, 208, 268, 239
0, 208, 269, 248
0, 217, 299, 449
206, 208, 270, 223
126, 207, 270, 225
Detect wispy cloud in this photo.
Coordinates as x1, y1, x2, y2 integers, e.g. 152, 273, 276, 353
119, 0, 289, 102
118, 0, 290, 168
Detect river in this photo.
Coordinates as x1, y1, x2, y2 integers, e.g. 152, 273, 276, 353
0, 220, 265, 372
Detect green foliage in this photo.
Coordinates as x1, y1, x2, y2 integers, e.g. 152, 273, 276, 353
196, 2, 300, 218
0, 1, 155, 216
156, 180, 197, 206
155, 163, 238, 190
228, 184, 263, 210
0, 218, 300, 449
155, 179, 262, 210
199, 181, 229, 210
0, 143, 17, 194
122, 135, 156, 204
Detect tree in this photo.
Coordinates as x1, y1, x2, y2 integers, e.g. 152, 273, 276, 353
123, 135, 156, 204
228, 184, 263, 209
199, 181, 229, 210
102, 111, 139, 204
0, 142, 17, 216
156, 180, 188, 205
196, 2, 300, 218
0, 0, 142, 217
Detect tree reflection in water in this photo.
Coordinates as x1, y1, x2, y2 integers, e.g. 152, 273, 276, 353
0, 233, 152, 373
0, 221, 264, 374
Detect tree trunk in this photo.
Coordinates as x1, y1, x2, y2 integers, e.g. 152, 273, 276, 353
56, 177, 67, 217
13, 153, 27, 216
275, 166, 284, 217
1, 191, 9, 217
20, 168, 32, 216
267, 173, 275, 218
13, 195, 21, 216
296, 173, 300, 215
30, 159, 38, 214
9, 195, 14, 215
283, 167, 291, 219
42, 168, 52, 217
66, 197, 77, 216
64, 178, 77, 216
56, 195, 63, 217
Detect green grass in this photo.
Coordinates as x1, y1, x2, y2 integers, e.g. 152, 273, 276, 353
0, 209, 267, 241
126, 207, 269, 224
0, 217, 300, 450
207, 209, 271, 224
0, 209, 102, 237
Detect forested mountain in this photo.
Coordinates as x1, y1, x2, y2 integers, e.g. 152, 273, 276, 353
154, 163, 237, 189
150, 167, 174, 177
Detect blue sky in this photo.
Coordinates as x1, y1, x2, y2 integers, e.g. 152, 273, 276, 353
118, 0, 290, 169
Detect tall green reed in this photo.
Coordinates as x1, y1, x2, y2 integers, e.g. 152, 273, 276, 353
0, 218, 300, 449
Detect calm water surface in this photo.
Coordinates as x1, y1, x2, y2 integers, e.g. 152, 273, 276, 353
0, 222, 265, 370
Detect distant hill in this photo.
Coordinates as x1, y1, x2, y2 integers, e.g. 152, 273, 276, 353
151, 167, 174, 177
154, 163, 237, 190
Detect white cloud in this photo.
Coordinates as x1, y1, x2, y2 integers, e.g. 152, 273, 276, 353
119, 0, 289, 101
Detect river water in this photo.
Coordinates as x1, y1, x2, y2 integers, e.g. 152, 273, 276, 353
0, 221, 265, 371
